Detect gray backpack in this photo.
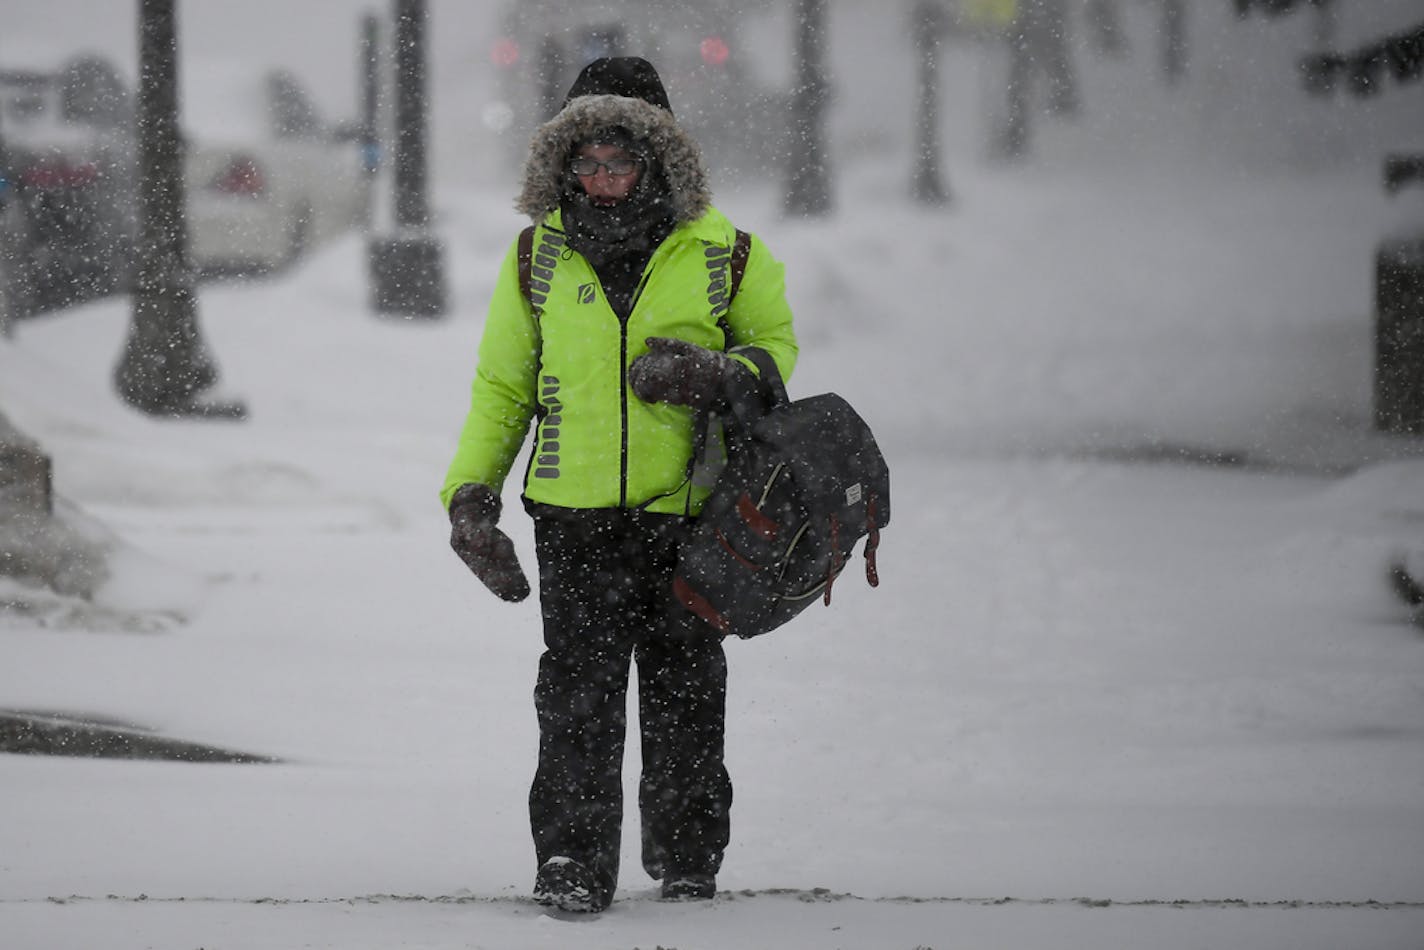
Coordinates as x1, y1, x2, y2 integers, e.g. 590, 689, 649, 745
670, 350, 890, 639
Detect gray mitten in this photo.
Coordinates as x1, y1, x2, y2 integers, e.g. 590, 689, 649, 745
448, 484, 530, 602
628, 337, 738, 409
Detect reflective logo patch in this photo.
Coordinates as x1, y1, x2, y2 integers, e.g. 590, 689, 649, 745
534, 375, 562, 479
704, 243, 731, 317
528, 231, 564, 316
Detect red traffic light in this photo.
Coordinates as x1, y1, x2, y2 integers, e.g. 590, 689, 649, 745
700, 36, 729, 67
492, 37, 520, 68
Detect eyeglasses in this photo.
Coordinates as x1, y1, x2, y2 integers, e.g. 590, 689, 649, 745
569, 156, 642, 177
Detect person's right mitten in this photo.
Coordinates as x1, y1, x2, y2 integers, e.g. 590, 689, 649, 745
448, 483, 530, 602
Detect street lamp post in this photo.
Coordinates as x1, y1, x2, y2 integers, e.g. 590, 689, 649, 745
358, 12, 381, 229
114, 0, 244, 418
784, 0, 833, 218
911, 0, 951, 206
368, 0, 447, 318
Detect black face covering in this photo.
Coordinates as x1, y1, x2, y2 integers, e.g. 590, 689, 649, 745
559, 158, 676, 268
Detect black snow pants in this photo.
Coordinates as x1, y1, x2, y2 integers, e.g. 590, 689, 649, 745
527, 504, 732, 899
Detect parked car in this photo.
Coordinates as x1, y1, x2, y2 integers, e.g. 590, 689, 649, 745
0, 56, 136, 317
0, 55, 368, 321
183, 66, 369, 275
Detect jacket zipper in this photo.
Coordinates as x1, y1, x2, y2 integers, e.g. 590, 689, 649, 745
619, 315, 629, 507
618, 262, 659, 508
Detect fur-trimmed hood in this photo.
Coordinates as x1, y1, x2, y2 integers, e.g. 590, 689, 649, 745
514, 94, 710, 225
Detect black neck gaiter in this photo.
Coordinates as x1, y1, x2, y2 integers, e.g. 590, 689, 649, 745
559, 171, 676, 269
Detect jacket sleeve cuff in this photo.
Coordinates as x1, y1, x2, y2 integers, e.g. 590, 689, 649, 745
448, 483, 502, 522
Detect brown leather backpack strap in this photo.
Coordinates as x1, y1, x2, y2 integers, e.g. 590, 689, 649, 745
516, 225, 535, 300
716, 229, 753, 349
729, 228, 751, 301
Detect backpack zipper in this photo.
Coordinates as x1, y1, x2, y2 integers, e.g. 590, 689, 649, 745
756, 463, 785, 508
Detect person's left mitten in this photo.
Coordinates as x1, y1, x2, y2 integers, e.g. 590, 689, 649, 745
628, 337, 740, 409
448, 483, 531, 602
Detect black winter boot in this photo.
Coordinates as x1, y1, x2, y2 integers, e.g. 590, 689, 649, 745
660, 870, 716, 901
534, 857, 611, 913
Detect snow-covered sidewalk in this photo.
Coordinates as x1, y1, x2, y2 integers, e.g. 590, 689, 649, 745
6, 890, 1421, 950
5, 0, 1424, 931
4, 151, 1423, 947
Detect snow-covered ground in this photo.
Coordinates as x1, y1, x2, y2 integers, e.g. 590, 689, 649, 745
3, 2, 1424, 948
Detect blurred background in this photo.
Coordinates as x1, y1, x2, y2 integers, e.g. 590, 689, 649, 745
1, 7, 1422, 930
2, 0, 1421, 326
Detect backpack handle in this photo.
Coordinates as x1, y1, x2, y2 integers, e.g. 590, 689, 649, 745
729, 346, 789, 413
707, 345, 787, 457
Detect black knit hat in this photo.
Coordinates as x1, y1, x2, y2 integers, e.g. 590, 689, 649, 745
562, 56, 673, 115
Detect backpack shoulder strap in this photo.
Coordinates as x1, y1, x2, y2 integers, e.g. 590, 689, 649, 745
729, 229, 751, 301
517, 225, 535, 301
723, 345, 790, 437
717, 229, 754, 348
735, 346, 789, 406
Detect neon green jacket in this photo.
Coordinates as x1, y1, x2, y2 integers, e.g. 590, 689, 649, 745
442, 205, 797, 515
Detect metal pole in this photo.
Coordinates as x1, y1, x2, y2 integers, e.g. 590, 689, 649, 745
911, 0, 950, 206
357, 12, 380, 230
115, 0, 244, 418
1162, 0, 1187, 85
784, 0, 832, 217
368, 0, 447, 317
0, 111, 13, 338
392, 0, 428, 230
362, 13, 380, 149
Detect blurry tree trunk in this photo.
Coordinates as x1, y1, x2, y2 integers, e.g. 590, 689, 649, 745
1085, 0, 1127, 57
1035, 0, 1079, 115
1162, 0, 1187, 85
911, 0, 950, 206
1299, 0, 1339, 96
998, 0, 1078, 159
115, 0, 243, 418
784, 0, 833, 217
999, 20, 1031, 159
368, 0, 447, 317
1310, 0, 1337, 49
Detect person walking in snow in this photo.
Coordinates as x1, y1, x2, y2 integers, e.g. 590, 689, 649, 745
440, 57, 798, 913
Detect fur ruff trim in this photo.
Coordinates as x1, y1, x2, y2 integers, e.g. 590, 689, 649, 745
515, 94, 710, 224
